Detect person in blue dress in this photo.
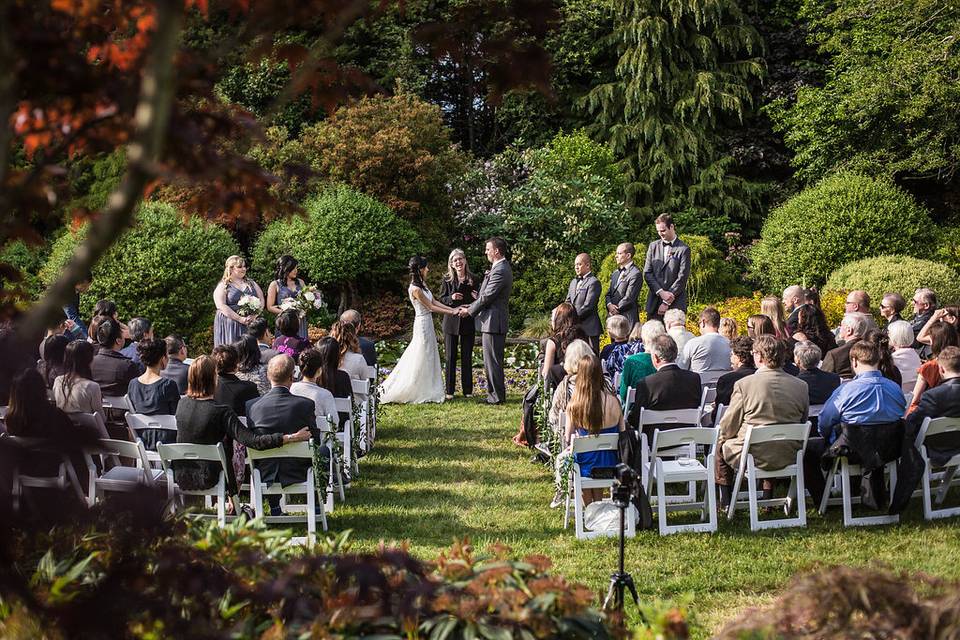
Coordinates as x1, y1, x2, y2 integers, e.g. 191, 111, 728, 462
266, 255, 308, 340
213, 255, 264, 347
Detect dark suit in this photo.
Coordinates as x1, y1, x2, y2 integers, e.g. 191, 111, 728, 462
358, 337, 377, 366
215, 373, 260, 417
440, 276, 477, 396
91, 348, 141, 396
605, 263, 643, 330
642, 238, 691, 321
715, 367, 755, 417
911, 309, 935, 360
798, 367, 842, 405
907, 377, 960, 437
566, 272, 602, 352
821, 338, 861, 379
245, 386, 318, 487
258, 343, 279, 365
628, 363, 702, 438
160, 357, 189, 394
468, 259, 513, 404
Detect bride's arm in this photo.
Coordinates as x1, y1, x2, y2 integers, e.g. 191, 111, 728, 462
411, 287, 457, 315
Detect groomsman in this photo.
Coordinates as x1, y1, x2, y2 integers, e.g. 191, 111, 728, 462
605, 242, 643, 331
565, 253, 602, 353
643, 214, 690, 322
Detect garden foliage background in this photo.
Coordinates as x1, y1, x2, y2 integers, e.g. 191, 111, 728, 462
4, 0, 960, 348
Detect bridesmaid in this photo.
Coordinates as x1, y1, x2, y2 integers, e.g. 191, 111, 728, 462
438, 248, 478, 400
213, 255, 264, 347
266, 255, 308, 340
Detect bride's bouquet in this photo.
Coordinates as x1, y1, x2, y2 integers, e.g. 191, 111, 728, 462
237, 295, 263, 317
280, 286, 325, 319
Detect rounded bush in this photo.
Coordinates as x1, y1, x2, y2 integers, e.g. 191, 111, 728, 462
750, 172, 936, 291
1, 238, 51, 300
250, 185, 421, 301
826, 256, 960, 315
40, 202, 240, 347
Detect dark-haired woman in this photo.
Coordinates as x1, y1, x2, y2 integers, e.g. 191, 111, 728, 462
291, 348, 338, 426
378, 256, 460, 404
312, 336, 354, 429
234, 334, 270, 395
212, 345, 259, 417
439, 248, 478, 399
791, 304, 837, 355
908, 322, 960, 414
39, 334, 70, 389
272, 309, 311, 360
53, 340, 105, 425
127, 338, 180, 416
87, 299, 129, 342
266, 254, 308, 339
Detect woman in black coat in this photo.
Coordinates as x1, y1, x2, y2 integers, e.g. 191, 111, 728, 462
438, 249, 478, 399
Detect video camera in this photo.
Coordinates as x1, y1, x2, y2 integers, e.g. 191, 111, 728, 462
611, 463, 639, 506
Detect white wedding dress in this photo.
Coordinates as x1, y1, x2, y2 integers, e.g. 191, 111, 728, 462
378, 285, 445, 404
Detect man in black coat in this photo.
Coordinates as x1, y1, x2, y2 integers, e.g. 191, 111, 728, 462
822, 313, 867, 379
907, 346, 960, 437
91, 318, 140, 396
910, 287, 938, 360
246, 355, 320, 515
565, 253, 602, 353
160, 334, 190, 394
628, 334, 702, 439
642, 214, 691, 323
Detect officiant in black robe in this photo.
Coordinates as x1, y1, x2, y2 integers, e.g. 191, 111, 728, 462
439, 251, 479, 398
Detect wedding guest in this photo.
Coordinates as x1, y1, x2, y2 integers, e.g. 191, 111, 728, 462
715, 337, 755, 415
53, 340, 105, 424
761, 296, 789, 340
916, 306, 959, 350
861, 329, 901, 386
127, 338, 180, 416
311, 337, 354, 430
627, 334, 702, 434
540, 303, 586, 389
605, 242, 643, 329
272, 310, 311, 361
906, 346, 960, 436
62, 272, 91, 341
213, 255, 264, 348
120, 317, 152, 371
791, 303, 837, 355
439, 248, 478, 399
247, 317, 278, 365
39, 310, 70, 359
782, 285, 805, 331
160, 334, 189, 394
339, 309, 377, 366
642, 214, 691, 322
880, 292, 906, 326
266, 254, 308, 339
88, 299, 129, 341
565, 253, 602, 352
746, 314, 775, 339
719, 317, 738, 341
605, 318, 644, 381
38, 334, 70, 389
888, 321, 921, 394
910, 288, 938, 358
329, 321, 367, 381
618, 320, 666, 402
821, 313, 867, 379
91, 318, 140, 396
794, 341, 841, 406
291, 348, 339, 429
600, 315, 630, 370
664, 309, 694, 354
212, 345, 259, 417
234, 334, 270, 395
548, 339, 595, 440
908, 322, 959, 414
679, 307, 732, 374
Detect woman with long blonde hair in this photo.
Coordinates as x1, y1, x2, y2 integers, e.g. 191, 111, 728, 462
213, 255, 265, 347
761, 295, 788, 340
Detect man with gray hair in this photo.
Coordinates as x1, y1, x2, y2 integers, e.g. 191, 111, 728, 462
911, 288, 938, 359
340, 309, 377, 366
627, 334, 702, 435
782, 285, 804, 332
121, 316, 153, 371
821, 313, 868, 378
795, 341, 841, 405
663, 308, 694, 354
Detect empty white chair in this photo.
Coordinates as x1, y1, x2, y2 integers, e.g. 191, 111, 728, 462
351, 378, 371, 453
8, 436, 85, 511
563, 432, 635, 540
84, 439, 164, 506
157, 442, 231, 526
68, 411, 110, 439
247, 440, 327, 543
915, 416, 960, 520
334, 397, 355, 477
637, 407, 703, 493
650, 426, 720, 535
727, 422, 811, 531
699, 385, 718, 426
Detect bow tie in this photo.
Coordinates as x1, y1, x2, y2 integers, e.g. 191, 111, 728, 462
662, 241, 673, 247
618, 267, 627, 272
576, 275, 584, 281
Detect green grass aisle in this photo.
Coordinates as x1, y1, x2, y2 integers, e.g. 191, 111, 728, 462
329, 395, 960, 637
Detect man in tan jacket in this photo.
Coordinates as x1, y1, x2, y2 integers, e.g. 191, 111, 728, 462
716, 335, 809, 509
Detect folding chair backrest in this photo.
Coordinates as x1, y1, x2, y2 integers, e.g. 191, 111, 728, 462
101, 395, 130, 412
808, 404, 824, 417
1, 405, 8, 418
126, 413, 178, 431
714, 404, 726, 426
638, 408, 702, 428
651, 426, 719, 455
700, 385, 717, 407
623, 386, 636, 414
351, 378, 370, 396
334, 396, 353, 417
698, 370, 730, 386
917, 416, 960, 446
364, 365, 377, 381
69, 411, 110, 438
745, 422, 810, 450
246, 440, 312, 461
571, 432, 619, 455
91, 438, 153, 477
157, 442, 227, 471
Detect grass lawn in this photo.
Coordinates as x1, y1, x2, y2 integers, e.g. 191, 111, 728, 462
325, 394, 960, 637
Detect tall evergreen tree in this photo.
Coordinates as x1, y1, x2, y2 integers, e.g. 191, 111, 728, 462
585, 0, 765, 228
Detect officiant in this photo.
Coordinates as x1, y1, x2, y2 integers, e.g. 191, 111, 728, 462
439, 249, 478, 400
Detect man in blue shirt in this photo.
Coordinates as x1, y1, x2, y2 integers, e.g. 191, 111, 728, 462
804, 340, 906, 503
63, 273, 92, 341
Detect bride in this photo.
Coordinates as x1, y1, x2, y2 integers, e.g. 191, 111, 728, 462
379, 256, 462, 404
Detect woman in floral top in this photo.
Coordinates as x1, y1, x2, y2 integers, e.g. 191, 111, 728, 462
607, 321, 645, 379
271, 309, 311, 361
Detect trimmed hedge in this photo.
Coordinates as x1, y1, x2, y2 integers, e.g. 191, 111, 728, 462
750, 172, 936, 291
40, 202, 240, 349
1, 238, 50, 300
826, 255, 960, 315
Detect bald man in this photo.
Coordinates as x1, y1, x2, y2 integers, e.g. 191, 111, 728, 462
565, 253, 602, 352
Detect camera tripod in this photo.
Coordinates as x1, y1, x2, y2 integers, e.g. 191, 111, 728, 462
602, 484, 639, 612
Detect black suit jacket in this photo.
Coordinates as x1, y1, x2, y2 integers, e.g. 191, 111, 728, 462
160, 357, 189, 394
91, 348, 141, 396
906, 378, 960, 458
359, 337, 377, 366
642, 238, 691, 318
628, 364, 702, 436
565, 273, 602, 337
716, 367, 755, 414
439, 276, 478, 336
245, 386, 318, 486
215, 373, 260, 417
821, 338, 860, 379
798, 367, 842, 405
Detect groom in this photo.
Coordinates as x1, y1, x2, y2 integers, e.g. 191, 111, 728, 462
458, 237, 513, 405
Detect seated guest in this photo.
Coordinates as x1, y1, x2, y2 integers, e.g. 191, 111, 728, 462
762, 295, 790, 340
911, 287, 938, 358
783, 285, 805, 332
330, 321, 367, 381
861, 329, 901, 387
53, 340, 105, 424
540, 303, 586, 389
291, 348, 339, 429
889, 320, 921, 394
664, 308, 694, 354
245, 355, 320, 516
120, 317, 152, 372
715, 337, 755, 415
906, 346, 960, 436
247, 317, 279, 365
88, 299, 129, 342
716, 335, 809, 509
212, 345, 259, 417
272, 310, 311, 361
746, 314, 774, 339
234, 335, 270, 395
679, 307, 732, 374
599, 314, 630, 372
91, 318, 140, 396
628, 334, 702, 436
916, 305, 959, 350
340, 309, 377, 366
551, 353, 624, 509
908, 322, 960, 414
605, 319, 644, 380
791, 303, 837, 355
160, 335, 190, 394
803, 340, 907, 504
39, 310, 70, 359
619, 320, 666, 402
39, 334, 70, 389
880, 292, 906, 327
794, 341, 841, 405
718, 317, 738, 341
127, 338, 180, 415
548, 339, 595, 439
821, 313, 867, 378
175, 355, 309, 515
313, 336, 354, 430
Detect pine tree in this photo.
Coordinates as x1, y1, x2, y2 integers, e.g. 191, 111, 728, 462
584, 0, 765, 226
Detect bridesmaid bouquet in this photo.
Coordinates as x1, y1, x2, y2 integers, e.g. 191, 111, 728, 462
281, 285, 324, 319
237, 295, 263, 317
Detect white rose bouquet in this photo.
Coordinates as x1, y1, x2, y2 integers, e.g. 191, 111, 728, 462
237, 295, 262, 317
281, 286, 325, 319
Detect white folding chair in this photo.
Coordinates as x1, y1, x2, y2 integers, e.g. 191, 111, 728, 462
622, 386, 636, 417
334, 396, 355, 478
562, 432, 635, 540
84, 438, 164, 506
247, 440, 327, 543
808, 404, 825, 418
125, 413, 178, 465
365, 365, 379, 447
68, 411, 110, 439
698, 370, 730, 386
817, 426, 901, 527
727, 422, 810, 531
915, 416, 960, 520
650, 426, 720, 535
351, 378, 371, 453
613, 371, 622, 391
157, 442, 231, 526
101, 394, 131, 412
698, 385, 718, 426
8, 436, 86, 511
637, 408, 703, 496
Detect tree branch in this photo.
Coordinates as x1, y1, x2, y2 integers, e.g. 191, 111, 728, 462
16, 0, 183, 347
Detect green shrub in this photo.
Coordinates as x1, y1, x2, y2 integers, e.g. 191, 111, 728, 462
40, 202, 240, 349
936, 225, 960, 275
750, 172, 936, 291
826, 256, 960, 315
509, 258, 574, 330
251, 185, 421, 309
1, 238, 51, 300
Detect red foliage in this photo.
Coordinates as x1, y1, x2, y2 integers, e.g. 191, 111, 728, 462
357, 291, 411, 340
